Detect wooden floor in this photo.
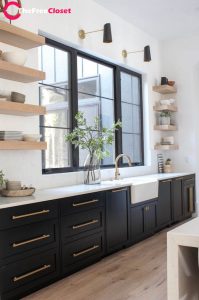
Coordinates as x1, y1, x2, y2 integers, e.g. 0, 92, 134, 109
24, 230, 168, 300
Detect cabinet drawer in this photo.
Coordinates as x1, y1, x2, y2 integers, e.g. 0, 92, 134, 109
61, 208, 104, 241
0, 220, 58, 259
0, 201, 58, 230
62, 233, 103, 268
0, 249, 59, 293
60, 192, 105, 216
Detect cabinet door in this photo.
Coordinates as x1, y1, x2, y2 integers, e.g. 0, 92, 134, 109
172, 178, 184, 222
183, 177, 195, 218
131, 205, 145, 243
144, 202, 156, 234
106, 188, 130, 254
157, 180, 172, 229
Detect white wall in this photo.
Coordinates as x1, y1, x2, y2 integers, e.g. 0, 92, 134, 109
0, 0, 161, 189
161, 36, 198, 191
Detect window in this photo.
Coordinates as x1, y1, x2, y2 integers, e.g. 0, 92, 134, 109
40, 38, 144, 174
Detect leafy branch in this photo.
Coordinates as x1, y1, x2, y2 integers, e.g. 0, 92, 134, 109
0, 170, 5, 187
65, 112, 122, 160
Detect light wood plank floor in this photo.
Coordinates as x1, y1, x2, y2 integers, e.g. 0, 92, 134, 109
24, 230, 168, 300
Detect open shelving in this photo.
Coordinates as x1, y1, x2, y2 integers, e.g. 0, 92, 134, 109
153, 105, 177, 112
0, 101, 46, 116
152, 85, 177, 94
0, 141, 47, 150
0, 20, 45, 49
154, 144, 179, 151
0, 60, 45, 83
154, 125, 177, 131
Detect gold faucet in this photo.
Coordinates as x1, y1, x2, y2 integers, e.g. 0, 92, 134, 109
115, 154, 132, 180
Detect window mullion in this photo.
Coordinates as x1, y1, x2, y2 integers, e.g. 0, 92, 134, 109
114, 66, 122, 163
70, 49, 79, 168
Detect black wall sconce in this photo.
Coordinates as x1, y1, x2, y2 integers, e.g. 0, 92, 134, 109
122, 45, 151, 62
78, 23, 112, 43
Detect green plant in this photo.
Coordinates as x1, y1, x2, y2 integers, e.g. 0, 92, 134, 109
0, 170, 5, 187
160, 111, 171, 118
65, 112, 122, 160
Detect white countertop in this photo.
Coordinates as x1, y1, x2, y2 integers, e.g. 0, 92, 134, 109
0, 172, 193, 209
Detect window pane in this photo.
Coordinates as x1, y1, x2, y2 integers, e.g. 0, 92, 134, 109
132, 76, 141, 105
122, 102, 133, 133
41, 45, 69, 89
121, 72, 132, 103
78, 57, 114, 99
132, 105, 141, 134
40, 86, 70, 128
43, 128, 71, 169
133, 134, 142, 164
122, 133, 133, 160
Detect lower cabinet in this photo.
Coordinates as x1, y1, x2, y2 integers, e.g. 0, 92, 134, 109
0, 175, 195, 299
183, 176, 195, 218
105, 187, 130, 254
157, 179, 172, 229
131, 200, 157, 243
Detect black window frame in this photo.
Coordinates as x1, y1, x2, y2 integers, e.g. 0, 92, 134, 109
40, 37, 144, 174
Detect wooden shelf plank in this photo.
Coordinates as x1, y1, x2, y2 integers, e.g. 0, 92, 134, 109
0, 60, 45, 83
0, 101, 46, 116
154, 125, 177, 131
0, 141, 47, 150
154, 144, 179, 150
153, 85, 177, 94
153, 105, 177, 112
0, 21, 45, 49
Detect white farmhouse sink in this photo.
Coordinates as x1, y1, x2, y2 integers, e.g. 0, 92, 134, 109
102, 177, 158, 204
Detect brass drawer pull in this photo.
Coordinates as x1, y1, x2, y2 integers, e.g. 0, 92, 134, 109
72, 199, 99, 207
13, 264, 51, 282
72, 219, 99, 230
112, 188, 127, 193
189, 187, 194, 213
73, 245, 99, 257
175, 177, 183, 181
161, 180, 172, 183
12, 234, 50, 248
12, 209, 50, 220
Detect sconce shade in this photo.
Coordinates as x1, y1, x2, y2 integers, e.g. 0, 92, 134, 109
144, 45, 151, 62
103, 23, 112, 43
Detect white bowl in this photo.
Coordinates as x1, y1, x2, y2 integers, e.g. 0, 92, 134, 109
2, 51, 27, 66
23, 134, 42, 142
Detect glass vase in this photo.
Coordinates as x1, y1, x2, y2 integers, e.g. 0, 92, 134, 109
84, 152, 101, 185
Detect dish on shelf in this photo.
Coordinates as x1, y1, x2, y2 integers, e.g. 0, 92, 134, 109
168, 81, 175, 86
1, 51, 27, 66
11, 92, 26, 103
159, 99, 175, 105
0, 131, 23, 141
23, 134, 42, 142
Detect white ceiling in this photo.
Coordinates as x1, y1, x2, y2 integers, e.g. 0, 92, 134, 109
93, 0, 199, 40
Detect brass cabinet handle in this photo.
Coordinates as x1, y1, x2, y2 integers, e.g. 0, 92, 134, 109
174, 177, 183, 181
72, 219, 99, 230
73, 245, 99, 257
12, 234, 50, 248
189, 187, 194, 213
161, 179, 172, 183
72, 199, 99, 207
112, 188, 127, 193
13, 264, 51, 282
12, 209, 50, 220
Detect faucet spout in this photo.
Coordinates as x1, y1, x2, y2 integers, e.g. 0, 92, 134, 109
114, 154, 132, 180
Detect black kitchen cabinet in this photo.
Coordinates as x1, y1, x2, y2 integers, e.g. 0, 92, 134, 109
172, 177, 184, 222
105, 187, 130, 254
131, 200, 157, 243
183, 176, 195, 218
157, 179, 172, 229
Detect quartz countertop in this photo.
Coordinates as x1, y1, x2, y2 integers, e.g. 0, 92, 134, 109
0, 172, 194, 209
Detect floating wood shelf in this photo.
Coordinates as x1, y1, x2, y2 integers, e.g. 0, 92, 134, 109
155, 144, 179, 150
0, 20, 45, 49
153, 105, 177, 112
0, 141, 47, 150
0, 101, 46, 116
154, 125, 177, 131
153, 85, 177, 94
0, 60, 45, 83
